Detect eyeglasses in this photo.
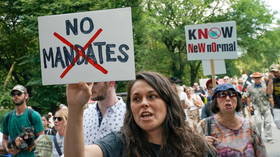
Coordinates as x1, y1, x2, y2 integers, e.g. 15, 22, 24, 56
11, 91, 23, 97
216, 91, 237, 98
54, 117, 63, 121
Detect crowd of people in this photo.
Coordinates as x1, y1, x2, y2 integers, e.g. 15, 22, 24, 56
0, 63, 279, 157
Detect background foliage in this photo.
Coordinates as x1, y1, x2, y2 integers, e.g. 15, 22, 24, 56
0, 0, 279, 116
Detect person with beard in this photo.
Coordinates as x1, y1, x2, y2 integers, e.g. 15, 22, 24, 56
268, 64, 280, 129
83, 81, 126, 144
2, 85, 44, 157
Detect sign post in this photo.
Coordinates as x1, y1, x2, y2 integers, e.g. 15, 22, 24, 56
210, 60, 217, 88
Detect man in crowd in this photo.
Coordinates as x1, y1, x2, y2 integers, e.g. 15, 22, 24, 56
193, 82, 206, 103
223, 76, 230, 84
169, 77, 188, 110
267, 64, 280, 129
2, 85, 44, 157
83, 81, 126, 144
247, 72, 273, 142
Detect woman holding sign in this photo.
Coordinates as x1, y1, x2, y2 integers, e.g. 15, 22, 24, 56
65, 71, 214, 157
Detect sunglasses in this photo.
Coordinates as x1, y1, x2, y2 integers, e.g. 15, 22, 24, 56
11, 91, 23, 97
216, 91, 237, 98
54, 117, 63, 121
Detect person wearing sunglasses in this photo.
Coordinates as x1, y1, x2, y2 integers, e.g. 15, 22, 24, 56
247, 72, 273, 143
2, 85, 44, 157
52, 107, 68, 157
198, 83, 267, 157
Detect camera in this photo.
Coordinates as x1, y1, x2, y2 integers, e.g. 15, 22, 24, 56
8, 127, 36, 151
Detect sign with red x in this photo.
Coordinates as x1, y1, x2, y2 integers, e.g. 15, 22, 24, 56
38, 7, 135, 85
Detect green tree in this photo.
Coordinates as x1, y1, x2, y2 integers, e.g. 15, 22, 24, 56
140, 0, 274, 85
0, 0, 143, 113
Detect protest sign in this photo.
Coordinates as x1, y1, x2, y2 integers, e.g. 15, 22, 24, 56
202, 60, 226, 76
185, 21, 238, 60
38, 7, 135, 85
34, 135, 52, 157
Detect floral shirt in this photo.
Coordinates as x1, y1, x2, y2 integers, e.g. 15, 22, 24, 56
83, 97, 126, 144
198, 116, 267, 157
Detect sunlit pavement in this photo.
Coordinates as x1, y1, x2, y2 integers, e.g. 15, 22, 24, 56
265, 123, 280, 157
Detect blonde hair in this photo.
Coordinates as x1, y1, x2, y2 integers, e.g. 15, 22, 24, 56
55, 107, 68, 126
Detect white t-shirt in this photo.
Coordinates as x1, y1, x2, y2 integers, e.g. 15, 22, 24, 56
176, 85, 188, 104
52, 133, 64, 157
186, 94, 203, 111
0, 132, 2, 147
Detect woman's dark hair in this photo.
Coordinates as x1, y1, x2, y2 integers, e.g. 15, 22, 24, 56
211, 90, 242, 114
121, 71, 208, 157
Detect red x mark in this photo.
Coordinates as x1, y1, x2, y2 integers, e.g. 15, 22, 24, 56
53, 28, 108, 79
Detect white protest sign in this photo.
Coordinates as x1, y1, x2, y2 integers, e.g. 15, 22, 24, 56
202, 60, 226, 76
185, 21, 238, 60
38, 7, 135, 85
34, 135, 52, 157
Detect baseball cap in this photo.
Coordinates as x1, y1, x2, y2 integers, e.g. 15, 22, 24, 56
212, 83, 241, 100
11, 85, 27, 93
269, 64, 280, 72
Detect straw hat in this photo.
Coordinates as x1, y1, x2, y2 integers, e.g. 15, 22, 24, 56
250, 72, 263, 78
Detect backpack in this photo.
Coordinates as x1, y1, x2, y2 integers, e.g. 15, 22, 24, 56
5, 108, 34, 130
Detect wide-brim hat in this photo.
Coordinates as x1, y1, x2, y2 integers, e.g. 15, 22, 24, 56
212, 83, 241, 100
11, 85, 27, 93
250, 72, 263, 78
269, 64, 280, 72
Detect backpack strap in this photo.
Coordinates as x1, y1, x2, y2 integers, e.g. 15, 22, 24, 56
53, 135, 63, 156
205, 116, 213, 136
27, 108, 34, 126
5, 110, 15, 133
205, 116, 217, 157
5, 108, 33, 126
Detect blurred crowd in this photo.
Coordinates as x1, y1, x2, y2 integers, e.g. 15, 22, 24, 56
0, 63, 279, 157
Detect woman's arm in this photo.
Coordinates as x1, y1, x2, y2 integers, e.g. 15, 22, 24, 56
64, 83, 103, 157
